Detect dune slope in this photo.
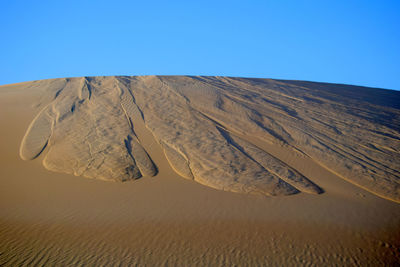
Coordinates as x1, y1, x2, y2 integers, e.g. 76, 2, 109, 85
16, 76, 400, 202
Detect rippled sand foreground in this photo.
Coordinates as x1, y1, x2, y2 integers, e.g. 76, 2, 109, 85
0, 76, 399, 265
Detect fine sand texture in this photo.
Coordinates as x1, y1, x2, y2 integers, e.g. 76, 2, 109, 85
1, 76, 400, 265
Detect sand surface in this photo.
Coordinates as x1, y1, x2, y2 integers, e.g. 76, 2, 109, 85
1, 76, 400, 265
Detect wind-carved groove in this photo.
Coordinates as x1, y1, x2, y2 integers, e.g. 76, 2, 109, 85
216, 126, 322, 194
216, 126, 261, 166
79, 77, 92, 101
31, 140, 49, 160
71, 103, 76, 113
124, 135, 142, 179
117, 78, 158, 177
162, 142, 194, 180
19, 105, 55, 160
116, 77, 145, 122
54, 88, 63, 99
126, 88, 145, 121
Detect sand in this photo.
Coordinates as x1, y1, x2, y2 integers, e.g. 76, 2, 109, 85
17, 76, 400, 201
1, 76, 400, 265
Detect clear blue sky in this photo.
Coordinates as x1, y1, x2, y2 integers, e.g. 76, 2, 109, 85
1, 0, 399, 90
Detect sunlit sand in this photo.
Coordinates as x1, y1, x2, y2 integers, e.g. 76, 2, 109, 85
1, 76, 399, 265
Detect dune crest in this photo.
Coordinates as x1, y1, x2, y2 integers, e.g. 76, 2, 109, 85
18, 76, 400, 201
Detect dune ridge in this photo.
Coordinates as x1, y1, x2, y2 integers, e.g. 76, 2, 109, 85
16, 76, 400, 202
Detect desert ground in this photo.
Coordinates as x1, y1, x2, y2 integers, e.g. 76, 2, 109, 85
1, 76, 399, 266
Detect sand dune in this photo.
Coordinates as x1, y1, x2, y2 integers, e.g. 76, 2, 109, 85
17, 76, 400, 202
1, 77, 400, 265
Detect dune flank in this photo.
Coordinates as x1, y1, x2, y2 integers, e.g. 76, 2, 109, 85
16, 76, 400, 202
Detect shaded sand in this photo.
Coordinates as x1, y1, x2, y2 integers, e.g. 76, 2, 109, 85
1, 77, 400, 265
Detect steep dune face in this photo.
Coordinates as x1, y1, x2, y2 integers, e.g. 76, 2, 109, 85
17, 76, 400, 202
20, 77, 156, 181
